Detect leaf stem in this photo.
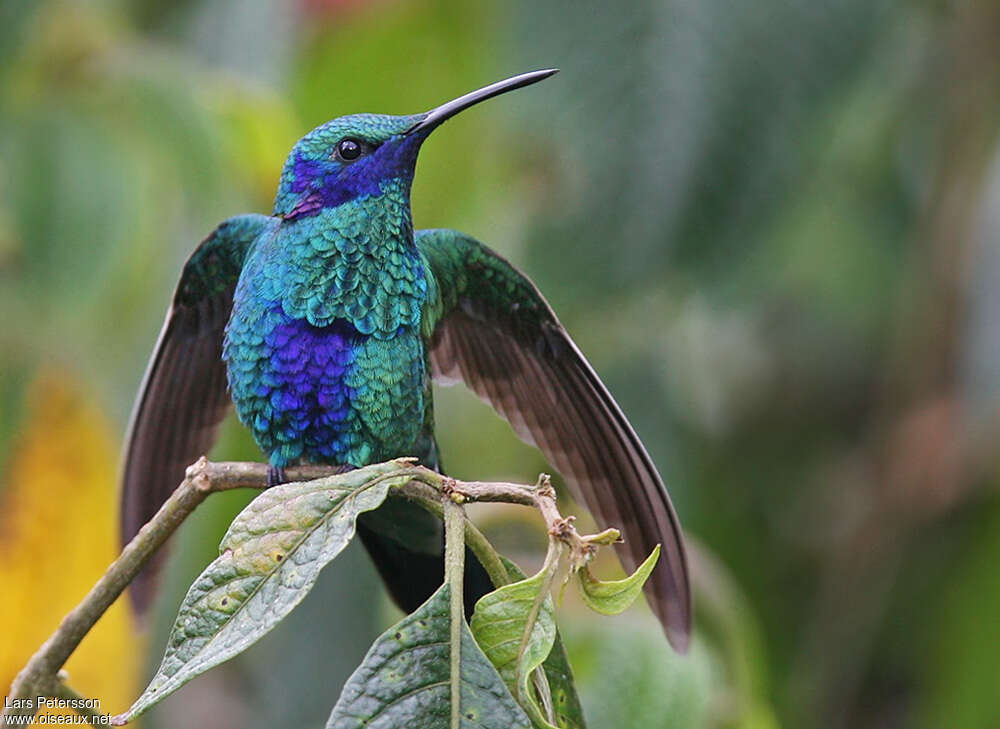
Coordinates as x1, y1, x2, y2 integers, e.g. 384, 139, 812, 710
443, 497, 466, 729
398, 480, 511, 590
517, 539, 562, 723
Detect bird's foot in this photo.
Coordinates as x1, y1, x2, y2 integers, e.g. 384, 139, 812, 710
334, 464, 355, 475
267, 465, 287, 488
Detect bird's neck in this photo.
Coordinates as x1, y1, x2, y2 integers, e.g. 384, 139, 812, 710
270, 179, 428, 336
286, 178, 418, 264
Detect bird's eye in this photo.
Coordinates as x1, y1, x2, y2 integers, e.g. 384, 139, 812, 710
335, 138, 364, 162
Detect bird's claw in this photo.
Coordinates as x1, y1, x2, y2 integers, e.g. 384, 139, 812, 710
267, 465, 287, 488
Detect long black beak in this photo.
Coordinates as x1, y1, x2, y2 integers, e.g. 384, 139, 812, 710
406, 69, 558, 135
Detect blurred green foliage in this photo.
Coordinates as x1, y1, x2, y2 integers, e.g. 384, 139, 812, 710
2, 0, 1000, 727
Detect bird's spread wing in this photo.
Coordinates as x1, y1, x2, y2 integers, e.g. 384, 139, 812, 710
120, 213, 277, 613
417, 228, 691, 652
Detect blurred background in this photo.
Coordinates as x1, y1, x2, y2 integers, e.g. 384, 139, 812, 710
2, 0, 1000, 727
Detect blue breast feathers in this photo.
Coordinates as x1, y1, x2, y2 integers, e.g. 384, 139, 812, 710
225, 303, 367, 466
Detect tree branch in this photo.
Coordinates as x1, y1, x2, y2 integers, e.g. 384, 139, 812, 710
2, 459, 597, 728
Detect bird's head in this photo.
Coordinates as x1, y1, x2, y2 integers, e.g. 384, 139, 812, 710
273, 69, 557, 221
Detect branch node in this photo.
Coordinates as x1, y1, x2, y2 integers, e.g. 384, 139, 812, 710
441, 477, 467, 503
548, 515, 576, 539
185, 456, 208, 479
534, 474, 556, 501
187, 456, 215, 493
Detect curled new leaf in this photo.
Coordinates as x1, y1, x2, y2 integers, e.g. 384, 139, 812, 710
114, 461, 412, 724
470, 559, 559, 728
577, 545, 660, 616
327, 583, 531, 729
500, 558, 586, 729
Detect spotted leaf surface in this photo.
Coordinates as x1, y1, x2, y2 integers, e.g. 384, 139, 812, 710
326, 583, 531, 729
116, 461, 410, 723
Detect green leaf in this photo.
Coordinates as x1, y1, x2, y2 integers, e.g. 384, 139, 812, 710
577, 545, 660, 616
470, 559, 559, 729
115, 461, 412, 724
326, 583, 531, 729
498, 557, 586, 729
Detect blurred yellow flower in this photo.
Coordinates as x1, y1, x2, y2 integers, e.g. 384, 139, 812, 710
0, 372, 140, 719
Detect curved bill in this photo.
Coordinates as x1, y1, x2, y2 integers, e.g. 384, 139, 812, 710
406, 68, 559, 135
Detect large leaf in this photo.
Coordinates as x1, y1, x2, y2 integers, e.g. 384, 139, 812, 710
327, 583, 531, 729
115, 461, 413, 723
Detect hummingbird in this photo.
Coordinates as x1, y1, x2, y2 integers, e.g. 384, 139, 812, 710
120, 69, 691, 652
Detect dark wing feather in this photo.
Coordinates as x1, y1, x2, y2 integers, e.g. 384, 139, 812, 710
417, 229, 691, 652
120, 213, 276, 613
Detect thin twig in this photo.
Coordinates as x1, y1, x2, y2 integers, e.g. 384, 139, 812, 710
442, 473, 598, 565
